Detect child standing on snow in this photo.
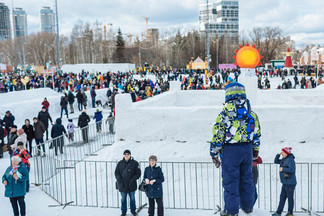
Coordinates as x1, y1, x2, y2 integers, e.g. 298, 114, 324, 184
210, 83, 261, 216
67, 119, 76, 142
93, 109, 103, 132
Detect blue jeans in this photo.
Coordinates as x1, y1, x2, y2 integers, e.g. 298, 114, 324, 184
92, 97, 96, 108
120, 191, 136, 214
35, 137, 45, 153
60, 108, 68, 118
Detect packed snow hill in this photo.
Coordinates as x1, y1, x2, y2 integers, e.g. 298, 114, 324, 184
1, 86, 324, 216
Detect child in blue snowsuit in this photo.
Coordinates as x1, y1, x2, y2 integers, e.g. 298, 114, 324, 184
210, 82, 261, 216
93, 109, 103, 132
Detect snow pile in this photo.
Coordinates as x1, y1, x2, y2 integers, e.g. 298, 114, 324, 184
0, 88, 112, 130
88, 87, 324, 163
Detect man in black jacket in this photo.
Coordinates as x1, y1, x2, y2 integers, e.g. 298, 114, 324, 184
78, 110, 90, 143
115, 150, 141, 216
51, 118, 67, 156
33, 117, 46, 156
3, 111, 15, 143
76, 91, 84, 111
60, 94, 69, 119
68, 90, 75, 114
37, 107, 53, 141
22, 119, 34, 156
7, 125, 18, 157
0, 120, 4, 158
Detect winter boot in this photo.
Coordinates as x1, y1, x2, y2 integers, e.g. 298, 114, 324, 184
220, 211, 238, 216
242, 209, 253, 214
131, 212, 138, 216
272, 213, 281, 216
285, 213, 294, 216
120, 214, 126, 216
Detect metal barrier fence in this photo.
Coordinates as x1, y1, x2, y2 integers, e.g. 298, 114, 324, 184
33, 159, 324, 213
33, 120, 114, 185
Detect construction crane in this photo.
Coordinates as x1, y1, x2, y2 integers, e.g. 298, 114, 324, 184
126, 33, 133, 45
142, 16, 149, 41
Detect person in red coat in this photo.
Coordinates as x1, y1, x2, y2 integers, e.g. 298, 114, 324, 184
41, 98, 50, 111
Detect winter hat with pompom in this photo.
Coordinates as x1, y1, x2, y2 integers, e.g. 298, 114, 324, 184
282, 147, 292, 155
225, 82, 246, 102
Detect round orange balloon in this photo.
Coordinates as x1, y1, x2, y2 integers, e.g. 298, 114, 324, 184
235, 46, 261, 68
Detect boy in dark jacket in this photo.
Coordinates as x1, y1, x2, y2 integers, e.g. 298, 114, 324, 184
93, 109, 103, 132
272, 147, 296, 216
115, 150, 141, 216
210, 83, 261, 216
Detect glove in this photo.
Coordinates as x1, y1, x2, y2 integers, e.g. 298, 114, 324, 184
212, 156, 221, 168
253, 149, 259, 160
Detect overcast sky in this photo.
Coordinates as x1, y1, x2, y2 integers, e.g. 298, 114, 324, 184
3, 0, 324, 47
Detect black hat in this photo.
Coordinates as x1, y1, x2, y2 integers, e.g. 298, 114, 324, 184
11, 125, 17, 129
42, 106, 46, 109
68, 119, 73, 122
17, 141, 24, 147
6, 110, 10, 113
123, 150, 131, 155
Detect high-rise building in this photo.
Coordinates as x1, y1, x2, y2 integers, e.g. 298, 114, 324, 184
199, 0, 239, 43
147, 28, 159, 44
0, 3, 11, 41
13, 8, 27, 38
40, 6, 55, 34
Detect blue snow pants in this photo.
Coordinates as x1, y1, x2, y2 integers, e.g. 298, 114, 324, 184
222, 143, 254, 215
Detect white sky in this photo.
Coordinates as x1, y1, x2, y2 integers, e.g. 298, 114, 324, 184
2, 0, 324, 47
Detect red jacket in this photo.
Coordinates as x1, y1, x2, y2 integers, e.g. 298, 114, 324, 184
13, 149, 31, 167
253, 156, 263, 167
42, 100, 50, 109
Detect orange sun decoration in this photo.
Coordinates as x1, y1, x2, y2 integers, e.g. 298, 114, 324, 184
233, 43, 263, 68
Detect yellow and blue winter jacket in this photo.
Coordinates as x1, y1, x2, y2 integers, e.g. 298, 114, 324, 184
210, 99, 261, 157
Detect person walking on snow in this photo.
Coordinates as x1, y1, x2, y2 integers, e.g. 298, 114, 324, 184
90, 87, 96, 108
67, 119, 76, 142
41, 98, 50, 111
210, 82, 261, 216
106, 112, 115, 134
93, 109, 103, 132
3, 111, 15, 143
78, 110, 90, 143
51, 118, 68, 156
67, 90, 75, 114
22, 119, 34, 157
37, 107, 53, 141
272, 147, 296, 216
60, 94, 69, 119
76, 90, 84, 111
